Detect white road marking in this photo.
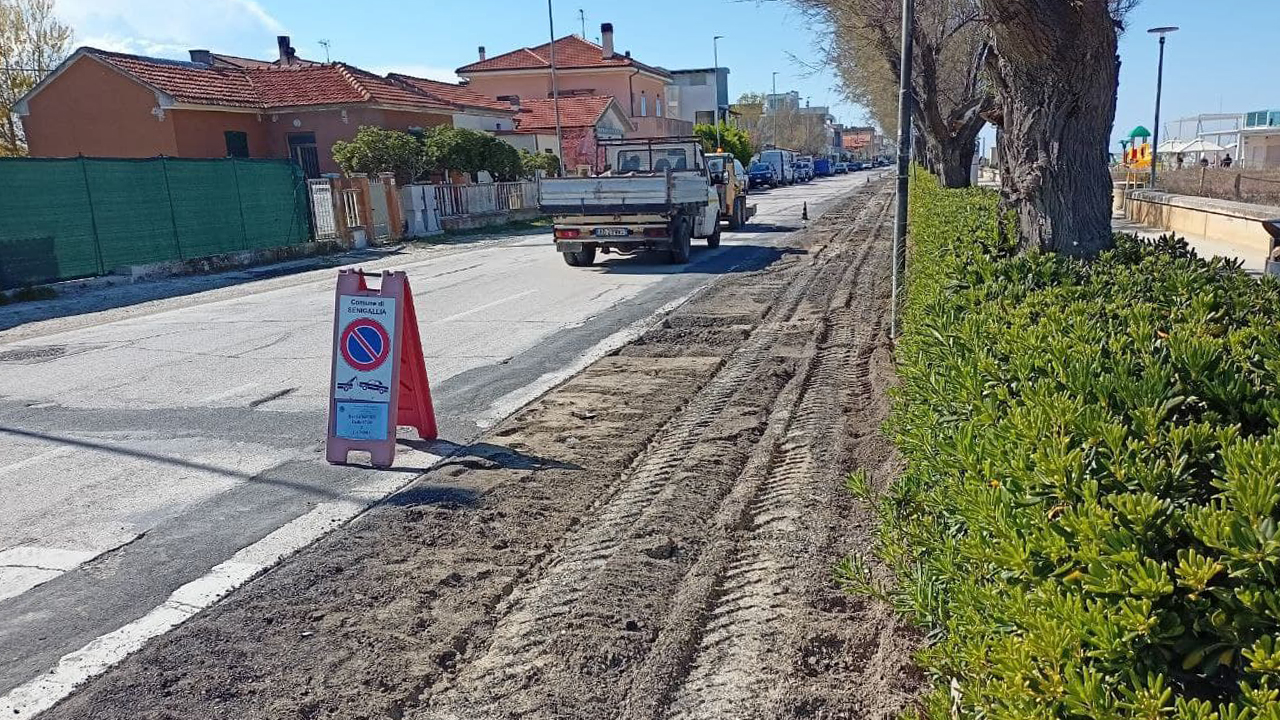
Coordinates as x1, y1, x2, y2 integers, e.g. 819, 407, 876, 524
431, 289, 538, 324
0, 450, 441, 720
475, 289, 701, 429
197, 382, 259, 404
0, 447, 73, 474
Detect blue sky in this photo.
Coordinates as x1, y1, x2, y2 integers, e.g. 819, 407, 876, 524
55, 0, 1276, 148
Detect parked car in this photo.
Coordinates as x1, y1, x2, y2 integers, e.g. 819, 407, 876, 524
834, 162, 849, 174
793, 161, 813, 182
850, 161, 865, 171
747, 161, 777, 189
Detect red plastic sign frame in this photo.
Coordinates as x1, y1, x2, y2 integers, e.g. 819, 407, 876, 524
325, 269, 437, 468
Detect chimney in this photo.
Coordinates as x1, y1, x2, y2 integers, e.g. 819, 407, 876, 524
189, 49, 213, 65
276, 35, 296, 65
601, 23, 614, 58
478, 45, 486, 61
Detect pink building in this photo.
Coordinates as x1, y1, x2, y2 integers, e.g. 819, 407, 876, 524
456, 24, 692, 140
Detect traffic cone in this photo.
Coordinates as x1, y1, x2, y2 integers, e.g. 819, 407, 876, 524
802, 202, 809, 221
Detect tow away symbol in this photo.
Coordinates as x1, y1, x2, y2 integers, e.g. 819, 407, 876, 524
359, 380, 389, 395
337, 376, 356, 392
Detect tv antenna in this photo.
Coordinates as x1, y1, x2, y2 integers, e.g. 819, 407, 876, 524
318, 39, 331, 63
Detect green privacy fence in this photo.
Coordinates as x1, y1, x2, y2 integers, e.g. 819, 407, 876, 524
0, 156, 312, 290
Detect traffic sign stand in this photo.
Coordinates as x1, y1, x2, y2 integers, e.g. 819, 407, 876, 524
326, 269, 437, 468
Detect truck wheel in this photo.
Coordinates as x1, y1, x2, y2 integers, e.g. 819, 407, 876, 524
706, 221, 722, 249
668, 218, 691, 264
563, 244, 597, 267
728, 198, 745, 230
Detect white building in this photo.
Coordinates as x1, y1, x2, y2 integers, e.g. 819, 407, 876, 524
666, 67, 730, 127
1164, 109, 1280, 169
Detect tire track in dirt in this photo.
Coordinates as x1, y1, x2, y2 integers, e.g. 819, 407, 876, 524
659, 187, 896, 720
420, 194, 870, 719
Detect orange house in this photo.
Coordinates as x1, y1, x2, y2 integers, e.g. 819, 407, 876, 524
456, 24, 692, 139
16, 42, 516, 176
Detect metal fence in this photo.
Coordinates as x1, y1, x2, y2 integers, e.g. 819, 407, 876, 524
433, 181, 539, 218
0, 156, 311, 290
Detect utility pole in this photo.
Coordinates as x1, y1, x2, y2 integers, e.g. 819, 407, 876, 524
713, 35, 724, 150
891, 0, 914, 338
549, 0, 564, 167
771, 71, 778, 148
1148, 26, 1179, 188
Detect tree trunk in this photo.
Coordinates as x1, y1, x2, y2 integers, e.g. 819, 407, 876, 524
979, 0, 1119, 258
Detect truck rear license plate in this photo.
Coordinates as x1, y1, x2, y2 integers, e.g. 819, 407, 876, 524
594, 228, 630, 237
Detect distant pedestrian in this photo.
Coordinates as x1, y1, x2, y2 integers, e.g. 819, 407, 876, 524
1200, 157, 1210, 168
1222, 153, 1233, 168
1176, 153, 1185, 170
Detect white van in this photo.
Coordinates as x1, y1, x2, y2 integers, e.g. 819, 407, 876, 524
757, 149, 797, 185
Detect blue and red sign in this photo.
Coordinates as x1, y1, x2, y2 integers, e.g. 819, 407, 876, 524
340, 318, 390, 371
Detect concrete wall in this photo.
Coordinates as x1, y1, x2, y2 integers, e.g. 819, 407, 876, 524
171, 109, 271, 158
22, 55, 179, 157
451, 111, 517, 133
1124, 189, 1279, 256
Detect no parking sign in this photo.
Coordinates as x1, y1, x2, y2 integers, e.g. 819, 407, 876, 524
326, 270, 436, 468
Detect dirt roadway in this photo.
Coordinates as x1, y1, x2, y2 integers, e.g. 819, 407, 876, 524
40, 179, 921, 720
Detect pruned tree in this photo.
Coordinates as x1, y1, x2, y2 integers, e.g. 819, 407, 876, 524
795, 0, 992, 187
0, 0, 72, 156
736, 98, 833, 157
978, 0, 1131, 257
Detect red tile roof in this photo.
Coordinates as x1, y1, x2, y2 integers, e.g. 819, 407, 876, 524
513, 96, 619, 131
88, 48, 262, 106
387, 74, 514, 113
81, 48, 454, 112
246, 65, 366, 106
457, 35, 669, 78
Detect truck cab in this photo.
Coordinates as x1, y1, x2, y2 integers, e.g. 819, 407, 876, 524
539, 137, 722, 267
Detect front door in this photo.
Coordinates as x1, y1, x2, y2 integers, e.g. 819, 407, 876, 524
288, 132, 320, 178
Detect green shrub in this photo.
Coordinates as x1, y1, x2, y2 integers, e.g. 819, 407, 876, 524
862, 170, 1280, 719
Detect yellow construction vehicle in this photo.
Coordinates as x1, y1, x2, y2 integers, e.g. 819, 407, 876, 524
706, 152, 756, 231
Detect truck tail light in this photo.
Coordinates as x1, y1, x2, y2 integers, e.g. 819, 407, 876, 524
554, 228, 581, 239
643, 228, 668, 238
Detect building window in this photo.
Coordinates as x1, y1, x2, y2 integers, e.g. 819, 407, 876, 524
640, 94, 647, 117
224, 131, 249, 158
656, 98, 662, 117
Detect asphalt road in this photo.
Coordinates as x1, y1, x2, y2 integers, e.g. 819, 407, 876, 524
0, 170, 883, 701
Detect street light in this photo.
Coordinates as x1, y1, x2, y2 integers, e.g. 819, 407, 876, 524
891, 0, 914, 338
771, 71, 778, 148
548, 0, 564, 168
713, 35, 724, 150
1148, 26, 1179, 188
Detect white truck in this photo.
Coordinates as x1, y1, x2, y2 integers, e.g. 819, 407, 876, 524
757, 148, 797, 186
539, 138, 721, 267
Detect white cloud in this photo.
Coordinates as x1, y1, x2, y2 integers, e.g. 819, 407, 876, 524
56, 0, 286, 59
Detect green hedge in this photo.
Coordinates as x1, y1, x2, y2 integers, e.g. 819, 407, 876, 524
857, 170, 1280, 719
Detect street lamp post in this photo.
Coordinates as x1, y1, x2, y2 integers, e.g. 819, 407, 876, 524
713, 35, 724, 150
891, 0, 914, 338
771, 71, 778, 148
548, 0, 564, 167
1148, 26, 1179, 188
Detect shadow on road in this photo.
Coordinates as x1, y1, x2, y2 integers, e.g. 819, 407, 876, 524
589, 243, 797, 276
0, 425, 347, 499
